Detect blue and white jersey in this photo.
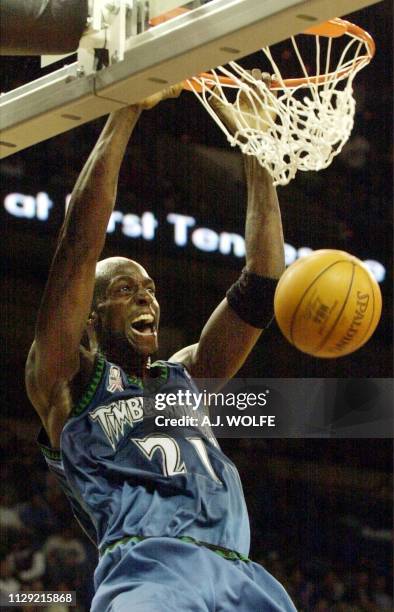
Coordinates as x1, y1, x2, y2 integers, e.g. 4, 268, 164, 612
39, 355, 251, 555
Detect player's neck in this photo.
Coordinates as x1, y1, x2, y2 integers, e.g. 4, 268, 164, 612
98, 337, 151, 380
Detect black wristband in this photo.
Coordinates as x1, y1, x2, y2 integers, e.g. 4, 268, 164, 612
226, 268, 278, 329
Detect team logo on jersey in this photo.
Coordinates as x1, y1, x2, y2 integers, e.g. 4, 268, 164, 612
107, 366, 124, 393
90, 398, 144, 449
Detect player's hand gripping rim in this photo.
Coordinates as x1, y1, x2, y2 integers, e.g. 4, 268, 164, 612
208, 69, 277, 136
136, 82, 183, 110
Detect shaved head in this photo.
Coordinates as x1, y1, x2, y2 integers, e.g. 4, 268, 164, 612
92, 257, 149, 311
90, 256, 159, 358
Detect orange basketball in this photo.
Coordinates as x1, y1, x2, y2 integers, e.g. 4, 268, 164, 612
274, 250, 382, 358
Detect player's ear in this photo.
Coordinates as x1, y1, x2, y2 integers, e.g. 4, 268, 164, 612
87, 311, 99, 330
84, 312, 99, 351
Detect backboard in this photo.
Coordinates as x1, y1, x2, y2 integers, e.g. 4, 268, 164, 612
0, 0, 382, 158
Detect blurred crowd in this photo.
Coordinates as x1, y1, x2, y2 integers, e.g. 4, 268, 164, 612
1, 424, 95, 611
0, 425, 392, 611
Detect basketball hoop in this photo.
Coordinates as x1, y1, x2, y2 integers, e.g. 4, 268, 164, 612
184, 19, 375, 185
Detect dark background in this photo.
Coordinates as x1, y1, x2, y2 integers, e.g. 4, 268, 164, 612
0, 1, 392, 610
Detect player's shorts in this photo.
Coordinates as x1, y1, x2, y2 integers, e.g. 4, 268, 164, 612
91, 536, 296, 612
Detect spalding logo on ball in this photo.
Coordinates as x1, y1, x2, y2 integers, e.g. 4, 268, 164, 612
274, 249, 382, 358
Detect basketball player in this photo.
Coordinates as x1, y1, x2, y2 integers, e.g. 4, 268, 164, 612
26, 81, 295, 610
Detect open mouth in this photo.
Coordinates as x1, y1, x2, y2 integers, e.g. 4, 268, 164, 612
129, 314, 157, 336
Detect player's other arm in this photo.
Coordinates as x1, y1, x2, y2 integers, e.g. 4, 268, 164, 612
26, 106, 143, 423
171, 157, 285, 382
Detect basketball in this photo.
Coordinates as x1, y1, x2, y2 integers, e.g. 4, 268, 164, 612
274, 250, 382, 358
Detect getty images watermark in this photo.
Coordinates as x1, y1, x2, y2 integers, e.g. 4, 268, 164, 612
153, 388, 276, 432
141, 379, 393, 438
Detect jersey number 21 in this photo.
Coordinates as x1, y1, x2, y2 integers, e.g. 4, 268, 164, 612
132, 434, 221, 483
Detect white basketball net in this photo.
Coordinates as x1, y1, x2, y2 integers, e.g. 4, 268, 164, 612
186, 19, 374, 185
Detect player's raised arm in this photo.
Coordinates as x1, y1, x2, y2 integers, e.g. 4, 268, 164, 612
170, 73, 285, 383
26, 86, 181, 427
25, 106, 142, 419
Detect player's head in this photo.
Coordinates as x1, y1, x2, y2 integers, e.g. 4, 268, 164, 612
90, 256, 160, 357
